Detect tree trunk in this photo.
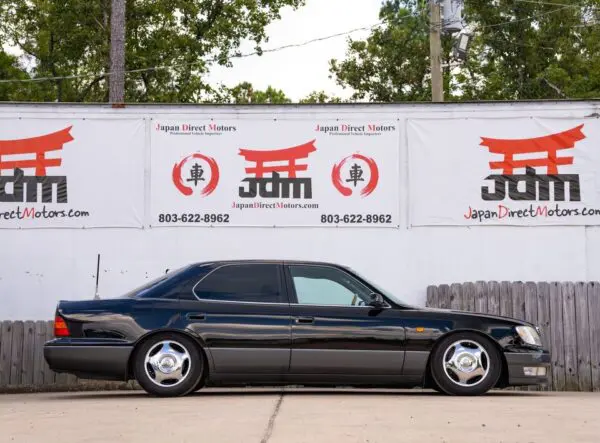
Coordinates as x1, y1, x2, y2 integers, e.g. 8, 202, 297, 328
109, 0, 126, 104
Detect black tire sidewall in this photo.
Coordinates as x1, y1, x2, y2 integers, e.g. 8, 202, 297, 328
133, 332, 204, 397
430, 332, 502, 396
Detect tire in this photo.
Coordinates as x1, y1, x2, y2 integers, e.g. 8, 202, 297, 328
430, 332, 502, 396
133, 332, 204, 397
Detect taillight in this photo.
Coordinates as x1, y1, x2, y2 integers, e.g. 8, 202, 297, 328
54, 315, 70, 337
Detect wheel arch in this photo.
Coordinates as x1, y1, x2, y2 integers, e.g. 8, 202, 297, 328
126, 328, 211, 380
422, 329, 509, 390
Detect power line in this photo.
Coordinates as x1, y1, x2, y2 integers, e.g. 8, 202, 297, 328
514, 0, 595, 8
478, 4, 573, 29
0, 21, 384, 85
429, 2, 573, 32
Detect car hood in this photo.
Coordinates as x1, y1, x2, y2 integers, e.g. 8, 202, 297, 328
421, 306, 534, 326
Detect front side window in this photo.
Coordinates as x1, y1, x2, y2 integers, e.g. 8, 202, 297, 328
289, 265, 373, 306
194, 264, 283, 303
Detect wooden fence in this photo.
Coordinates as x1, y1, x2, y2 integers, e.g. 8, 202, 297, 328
426, 281, 600, 392
0, 320, 136, 392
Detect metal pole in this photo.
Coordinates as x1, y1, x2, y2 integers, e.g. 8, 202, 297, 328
94, 254, 101, 300
429, 0, 444, 102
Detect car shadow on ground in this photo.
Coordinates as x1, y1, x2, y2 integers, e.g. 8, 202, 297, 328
46, 388, 549, 401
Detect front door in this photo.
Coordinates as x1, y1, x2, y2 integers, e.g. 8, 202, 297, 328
180, 262, 291, 375
286, 264, 406, 376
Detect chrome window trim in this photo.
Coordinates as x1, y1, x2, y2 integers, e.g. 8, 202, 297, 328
286, 263, 392, 309
191, 262, 287, 305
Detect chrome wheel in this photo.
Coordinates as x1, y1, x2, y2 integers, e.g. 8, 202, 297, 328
442, 339, 490, 387
144, 340, 191, 387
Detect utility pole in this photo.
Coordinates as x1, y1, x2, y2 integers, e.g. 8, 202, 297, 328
429, 0, 444, 102
109, 0, 126, 104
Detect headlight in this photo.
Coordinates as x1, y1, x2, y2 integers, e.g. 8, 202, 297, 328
516, 326, 542, 346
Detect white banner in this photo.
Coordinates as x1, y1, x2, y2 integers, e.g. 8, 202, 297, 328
150, 119, 400, 227
0, 118, 145, 228
408, 118, 600, 226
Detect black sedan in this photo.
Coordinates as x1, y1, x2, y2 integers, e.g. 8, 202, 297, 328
44, 260, 550, 397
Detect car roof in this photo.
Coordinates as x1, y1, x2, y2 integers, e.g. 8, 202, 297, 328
191, 259, 347, 268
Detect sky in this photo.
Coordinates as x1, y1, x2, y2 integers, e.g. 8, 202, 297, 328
206, 0, 384, 101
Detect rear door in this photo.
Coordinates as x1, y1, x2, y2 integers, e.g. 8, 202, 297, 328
286, 264, 406, 376
179, 262, 291, 375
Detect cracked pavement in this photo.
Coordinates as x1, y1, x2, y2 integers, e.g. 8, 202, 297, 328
1, 389, 599, 443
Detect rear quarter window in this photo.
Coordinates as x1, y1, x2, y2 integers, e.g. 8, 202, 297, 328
193, 264, 284, 303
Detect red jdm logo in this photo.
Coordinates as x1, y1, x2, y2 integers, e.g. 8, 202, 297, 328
172, 153, 219, 197
332, 153, 379, 197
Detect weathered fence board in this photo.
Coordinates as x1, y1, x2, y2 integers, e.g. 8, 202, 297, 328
438, 285, 451, 309
463, 282, 476, 312
488, 281, 500, 315
43, 321, 56, 385
426, 286, 438, 310
512, 282, 526, 322
500, 281, 512, 318
589, 283, 600, 391
536, 282, 552, 390
575, 283, 592, 392
549, 282, 566, 391
21, 321, 35, 386
450, 283, 462, 310
427, 280, 600, 392
475, 281, 488, 314
9, 321, 24, 386
562, 283, 579, 391
0, 321, 13, 386
33, 321, 47, 386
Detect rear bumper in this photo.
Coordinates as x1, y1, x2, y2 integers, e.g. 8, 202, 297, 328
44, 339, 133, 381
505, 350, 551, 387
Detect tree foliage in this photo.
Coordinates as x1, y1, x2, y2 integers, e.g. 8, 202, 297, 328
220, 81, 291, 104
0, 0, 304, 102
0, 50, 28, 101
330, 0, 600, 101
300, 90, 344, 103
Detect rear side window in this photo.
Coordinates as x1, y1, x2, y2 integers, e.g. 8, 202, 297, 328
193, 264, 284, 303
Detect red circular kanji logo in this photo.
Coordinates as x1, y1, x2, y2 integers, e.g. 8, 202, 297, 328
331, 153, 379, 197
172, 153, 219, 197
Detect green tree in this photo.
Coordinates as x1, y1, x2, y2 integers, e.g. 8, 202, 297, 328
329, 0, 440, 102
0, 50, 29, 101
0, 0, 304, 102
300, 90, 343, 103
330, 0, 600, 101
222, 81, 291, 104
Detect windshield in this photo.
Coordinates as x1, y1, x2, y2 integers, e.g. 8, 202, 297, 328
342, 265, 413, 307
120, 266, 190, 298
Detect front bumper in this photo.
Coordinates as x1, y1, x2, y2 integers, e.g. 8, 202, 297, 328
44, 338, 133, 381
505, 350, 551, 387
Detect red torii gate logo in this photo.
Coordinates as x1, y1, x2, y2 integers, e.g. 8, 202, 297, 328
480, 124, 585, 202
238, 140, 316, 199
0, 127, 74, 203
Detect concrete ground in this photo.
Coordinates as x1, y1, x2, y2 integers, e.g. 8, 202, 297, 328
0, 389, 599, 443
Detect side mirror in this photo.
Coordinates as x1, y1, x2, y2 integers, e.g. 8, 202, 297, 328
368, 293, 386, 308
